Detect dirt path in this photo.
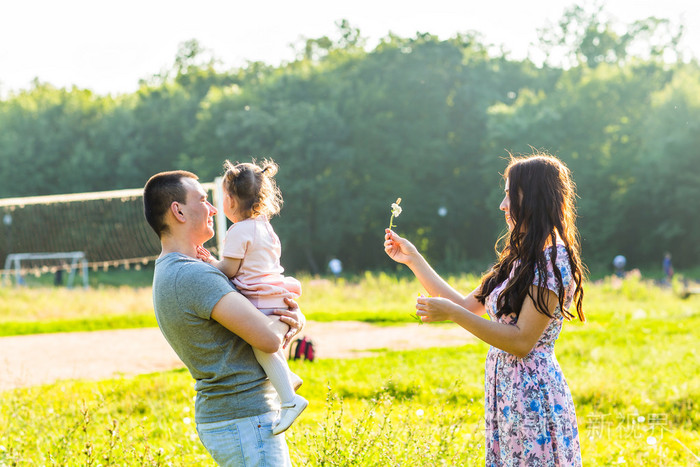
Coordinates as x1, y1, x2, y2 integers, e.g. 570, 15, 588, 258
0, 322, 472, 391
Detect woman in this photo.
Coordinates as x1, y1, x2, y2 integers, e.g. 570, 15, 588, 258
384, 153, 585, 466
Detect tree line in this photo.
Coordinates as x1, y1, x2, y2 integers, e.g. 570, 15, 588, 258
1, 6, 698, 275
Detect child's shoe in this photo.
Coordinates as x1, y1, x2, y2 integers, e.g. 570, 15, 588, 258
272, 394, 308, 435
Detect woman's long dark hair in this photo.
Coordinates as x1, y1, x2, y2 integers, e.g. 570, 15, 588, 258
475, 154, 586, 321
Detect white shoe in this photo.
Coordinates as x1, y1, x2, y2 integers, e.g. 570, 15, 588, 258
272, 395, 308, 435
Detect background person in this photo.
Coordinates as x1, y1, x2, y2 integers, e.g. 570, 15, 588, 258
144, 170, 304, 466
663, 252, 674, 285
613, 254, 626, 278
328, 258, 343, 279
384, 154, 586, 466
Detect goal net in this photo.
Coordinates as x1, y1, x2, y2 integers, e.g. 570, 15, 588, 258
0, 181, 225, 285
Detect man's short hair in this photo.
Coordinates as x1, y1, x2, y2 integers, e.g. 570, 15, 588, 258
143, 170, 198, 238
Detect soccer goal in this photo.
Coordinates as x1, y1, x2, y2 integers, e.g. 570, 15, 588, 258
0, 180, 226, 287
3, 252, 89, 288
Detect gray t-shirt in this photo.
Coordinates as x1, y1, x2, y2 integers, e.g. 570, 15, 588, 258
153, 252, 278, 423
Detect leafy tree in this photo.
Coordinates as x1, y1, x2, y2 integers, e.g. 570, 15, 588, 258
627, 65, 700, 267
537, 2, 684, 68
0, 82, 116, 195
1, 9, 698, 273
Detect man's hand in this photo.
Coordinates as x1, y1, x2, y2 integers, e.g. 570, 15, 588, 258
274, 297, 306, 348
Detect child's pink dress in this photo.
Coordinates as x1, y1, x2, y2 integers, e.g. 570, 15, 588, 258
222, 216, 301, 311
484, 245, 582, 466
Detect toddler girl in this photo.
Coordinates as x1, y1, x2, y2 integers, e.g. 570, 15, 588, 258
198, 159, 307, 436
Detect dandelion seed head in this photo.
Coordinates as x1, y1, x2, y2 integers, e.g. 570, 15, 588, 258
647, 436, 657, 445
415, 409, 424, 417
183, 417, 191, 425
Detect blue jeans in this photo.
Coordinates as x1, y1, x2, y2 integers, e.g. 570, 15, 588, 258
196, 411, 292, 466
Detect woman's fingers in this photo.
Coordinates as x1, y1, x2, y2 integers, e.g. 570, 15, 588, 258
415, 308, 431, 323
415, 297, 438, 321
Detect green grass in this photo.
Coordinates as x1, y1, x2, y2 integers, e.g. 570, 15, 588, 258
1, 274, 699, 465
0, 271, 482, 335
0, 285, 156, 336
1, 268, 698, 336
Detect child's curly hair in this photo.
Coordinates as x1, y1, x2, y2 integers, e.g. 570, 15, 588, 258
222, 159, 283, 219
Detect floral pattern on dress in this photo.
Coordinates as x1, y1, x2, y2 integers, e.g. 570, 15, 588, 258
484, 244, 582, 466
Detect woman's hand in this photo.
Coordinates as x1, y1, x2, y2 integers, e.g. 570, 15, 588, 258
415, 296, 458, 323
384, 229, 419, 265
274, 297, 306, 348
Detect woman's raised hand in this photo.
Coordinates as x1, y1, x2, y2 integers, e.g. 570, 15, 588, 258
384, 229, 419, 265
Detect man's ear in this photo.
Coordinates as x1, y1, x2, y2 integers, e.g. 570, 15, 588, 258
170, 201, 186, 223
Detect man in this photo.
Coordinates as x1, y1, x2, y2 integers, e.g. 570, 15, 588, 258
143, 170, 304, 466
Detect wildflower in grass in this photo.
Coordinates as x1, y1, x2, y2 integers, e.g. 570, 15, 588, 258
408, 312, 423, 324
388, 198, 402, 230
416, 409, 425, 417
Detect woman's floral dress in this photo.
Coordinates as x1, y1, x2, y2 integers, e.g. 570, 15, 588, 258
484, 245, 582, 466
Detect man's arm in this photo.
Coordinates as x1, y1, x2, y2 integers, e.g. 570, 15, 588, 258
211, 291, 292, 353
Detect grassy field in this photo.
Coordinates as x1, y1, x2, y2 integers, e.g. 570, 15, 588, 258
0, 274, 699, 465
0, 270, 483, 335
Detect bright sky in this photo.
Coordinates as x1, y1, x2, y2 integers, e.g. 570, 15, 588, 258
1, 0, 698, 97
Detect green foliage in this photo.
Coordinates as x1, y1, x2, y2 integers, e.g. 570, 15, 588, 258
0, 9, 696, 274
